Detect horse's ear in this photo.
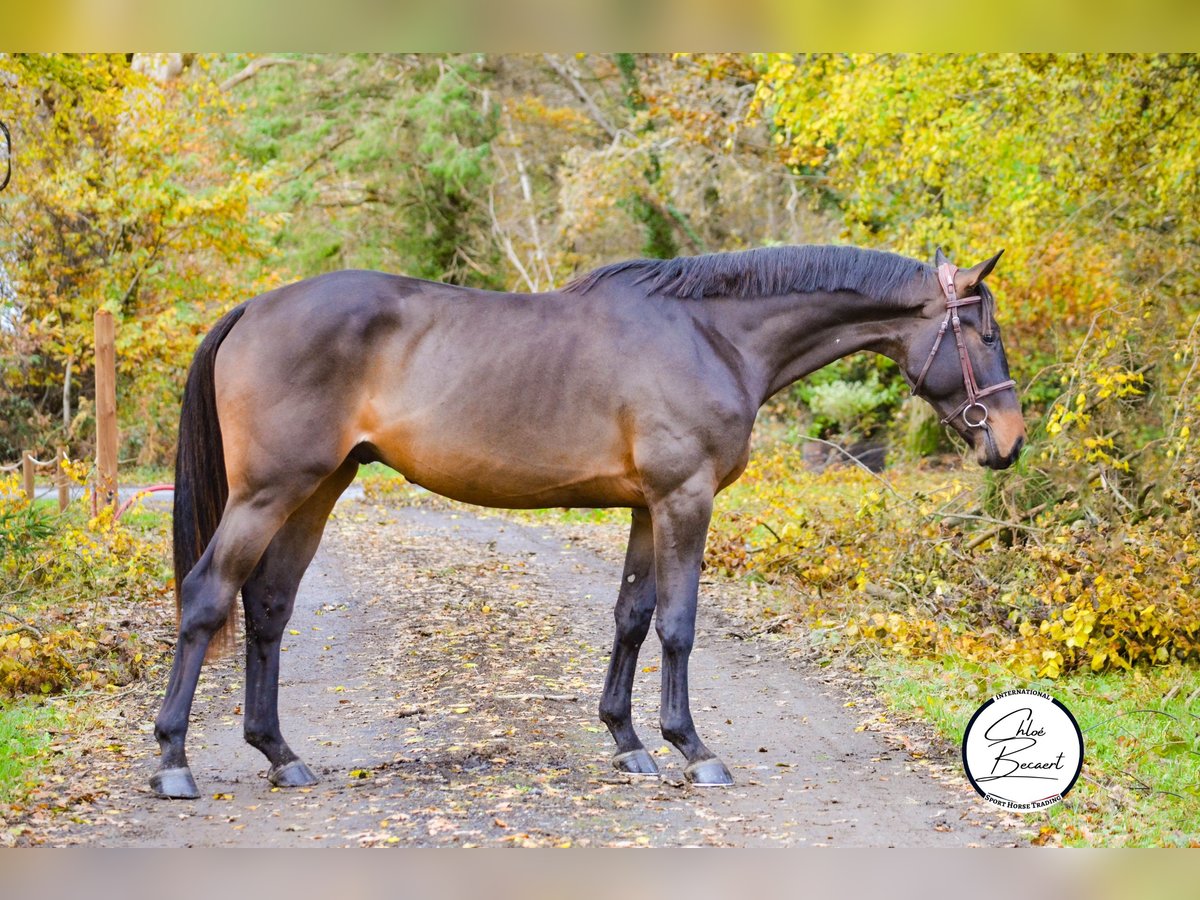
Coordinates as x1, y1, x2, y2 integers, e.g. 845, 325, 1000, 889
955, 250, 1004, 292
934, 247, 950, 268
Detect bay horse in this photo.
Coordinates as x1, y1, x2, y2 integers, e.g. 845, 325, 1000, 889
151, 244, 1024, 798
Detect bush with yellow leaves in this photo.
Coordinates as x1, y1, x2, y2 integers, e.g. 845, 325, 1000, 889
0, 470, 167, 700
709, 432, 1199, 679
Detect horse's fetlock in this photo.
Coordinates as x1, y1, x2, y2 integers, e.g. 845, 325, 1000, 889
598, 700, 627, 728
660, 721, 692, 747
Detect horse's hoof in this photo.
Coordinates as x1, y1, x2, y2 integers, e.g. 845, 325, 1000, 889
612, 748, 660, 776
268, 759, 319, 788
150, 766, 200, 799
684, 758, 734, 786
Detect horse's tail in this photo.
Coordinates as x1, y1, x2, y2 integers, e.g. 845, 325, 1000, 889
173, 303, 248, 659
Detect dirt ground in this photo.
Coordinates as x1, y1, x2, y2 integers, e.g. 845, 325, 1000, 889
13, 498, 1028, 847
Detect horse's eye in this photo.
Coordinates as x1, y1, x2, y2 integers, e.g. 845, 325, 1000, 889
981, 332, 997, 346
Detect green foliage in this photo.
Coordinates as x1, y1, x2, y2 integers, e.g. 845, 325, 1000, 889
802, 372, 901, 441
622, 193, 679, 261
229, 53, 502, 287
896, 399, 943, 460
401, 60, 503, 286
0, 501, 56, 561
0, 700, 62, 805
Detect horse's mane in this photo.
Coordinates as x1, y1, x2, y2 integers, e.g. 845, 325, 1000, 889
561, 245, 932, 305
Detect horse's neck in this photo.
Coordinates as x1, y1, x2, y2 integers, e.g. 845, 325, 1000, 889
714, 291, 922, 404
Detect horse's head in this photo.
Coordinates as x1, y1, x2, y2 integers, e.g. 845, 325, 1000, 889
904, 249, 1025, 470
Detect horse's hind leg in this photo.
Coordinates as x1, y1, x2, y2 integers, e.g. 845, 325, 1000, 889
151, 475, 329, 799
240, 459, 358, 787
598, 508, 660, 776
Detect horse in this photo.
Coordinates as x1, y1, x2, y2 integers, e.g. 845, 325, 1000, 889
150, 244, 1025, 798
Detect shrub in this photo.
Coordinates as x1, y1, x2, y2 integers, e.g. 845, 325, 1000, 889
708, 444, 1200, 678
0, 473, 167, 700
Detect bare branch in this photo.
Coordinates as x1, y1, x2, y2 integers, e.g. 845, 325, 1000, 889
488, 187, 538, 293
1, 610, 44, 641
542, 54, 618, 141
220, 57, 298, 93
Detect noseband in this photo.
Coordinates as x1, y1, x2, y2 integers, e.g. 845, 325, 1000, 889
911, 263, 1016, 428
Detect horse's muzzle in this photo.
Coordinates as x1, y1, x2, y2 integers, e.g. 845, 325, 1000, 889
980, 433, 1023, 470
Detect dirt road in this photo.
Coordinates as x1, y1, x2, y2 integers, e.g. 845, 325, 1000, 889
25, 499, 1024, 847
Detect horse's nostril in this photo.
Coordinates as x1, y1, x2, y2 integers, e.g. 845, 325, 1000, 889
1013, 436, 1025, 458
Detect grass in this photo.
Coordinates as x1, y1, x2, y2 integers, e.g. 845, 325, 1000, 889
117, 505, 171, 532
0, 699, 63, 805
355, 462, 404, 483
119, 464, 174, 485
871, 654, 1200, 847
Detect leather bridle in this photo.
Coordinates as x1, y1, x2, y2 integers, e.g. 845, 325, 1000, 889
911, 263, 1016, 429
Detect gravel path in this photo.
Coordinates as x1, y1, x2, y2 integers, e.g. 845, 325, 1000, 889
23, 499, 1023, 847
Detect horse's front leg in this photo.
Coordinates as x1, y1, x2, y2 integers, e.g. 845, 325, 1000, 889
649, 479, 733, 786
599, 508, 660, 776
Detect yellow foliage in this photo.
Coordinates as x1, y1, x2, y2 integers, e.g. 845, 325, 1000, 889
709, 445, 1199, 678
0, 478, 167, 700
0, 54, 279, 462
749, 53, 1200, 358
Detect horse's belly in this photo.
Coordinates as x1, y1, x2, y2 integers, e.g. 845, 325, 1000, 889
406, 465, 645, 509
368, 419, 644, 509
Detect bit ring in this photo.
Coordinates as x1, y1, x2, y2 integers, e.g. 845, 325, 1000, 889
963, 402, 989, 428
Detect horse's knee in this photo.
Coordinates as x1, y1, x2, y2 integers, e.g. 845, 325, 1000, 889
614, 605, 654, 648
655, 620, 694, 658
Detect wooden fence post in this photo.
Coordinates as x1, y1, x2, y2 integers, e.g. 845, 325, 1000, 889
94, 309, 119, 511
22, 452, 34, 501
56, 447, 69, 512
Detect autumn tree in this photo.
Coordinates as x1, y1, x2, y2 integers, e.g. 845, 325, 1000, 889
224, 53, 503, 288
0, 53, 277, 462
751, 53, 1199, 339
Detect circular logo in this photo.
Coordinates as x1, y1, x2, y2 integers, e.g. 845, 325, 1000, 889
961, 689, 1084, 811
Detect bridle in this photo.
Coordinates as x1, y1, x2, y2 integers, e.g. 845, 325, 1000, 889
911, 262, 1016, 429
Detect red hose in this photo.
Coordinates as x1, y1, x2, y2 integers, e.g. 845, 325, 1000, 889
114, 483, 174, 521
